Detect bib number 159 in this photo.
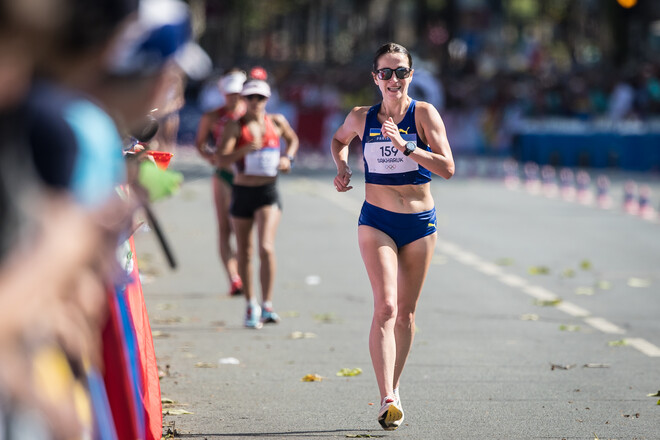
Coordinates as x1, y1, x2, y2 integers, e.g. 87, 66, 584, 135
379, 145, 399, 157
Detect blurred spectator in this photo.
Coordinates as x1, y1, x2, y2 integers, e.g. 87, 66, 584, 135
1, 0, 209, 438
151, 65, 186, 153
608, 73, 636, 121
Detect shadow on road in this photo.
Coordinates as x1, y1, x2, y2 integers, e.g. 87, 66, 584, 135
176, 428, 385, 438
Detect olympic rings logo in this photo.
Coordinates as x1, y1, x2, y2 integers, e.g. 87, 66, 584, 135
385, 165, 396, 170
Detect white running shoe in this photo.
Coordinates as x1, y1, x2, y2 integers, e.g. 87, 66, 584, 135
244, 303, 262, 329
377, 395, 403, 430
393, 388, 404, 424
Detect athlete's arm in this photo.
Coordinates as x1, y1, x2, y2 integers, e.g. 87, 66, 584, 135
383, 102, 454, 180
331, 107, 367, 192
414, 102, 454, 179
271, 114, 299, 173
217, 120, 257, 167
194, 112, 215, 163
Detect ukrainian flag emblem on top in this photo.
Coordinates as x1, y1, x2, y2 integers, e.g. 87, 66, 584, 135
369, 128, 381, 136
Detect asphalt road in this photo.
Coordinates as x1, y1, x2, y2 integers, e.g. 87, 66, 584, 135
135, 149, 660, 440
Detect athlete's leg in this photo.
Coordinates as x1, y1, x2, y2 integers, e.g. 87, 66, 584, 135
254, 204, 281, 304
359, 225, 399, 401
213, 175, 239, 288
231, 215, 255, 302
392, 232, 436, 390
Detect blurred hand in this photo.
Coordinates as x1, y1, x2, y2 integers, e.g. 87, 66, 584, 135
380, 117, 404, 149
278, 156, 292, 174
246, 140, 263, 153
334, 164, 353, 192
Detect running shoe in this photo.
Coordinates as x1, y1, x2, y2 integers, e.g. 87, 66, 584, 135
244, 303, 262, 329
377, 396, 403, 430
393, 388, 404, 425
260, 306, 280, 324
229, 277, 243, 297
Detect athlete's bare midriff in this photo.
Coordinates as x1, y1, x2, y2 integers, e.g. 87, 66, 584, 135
365, 182, 434, 213
233, 174, 277, 187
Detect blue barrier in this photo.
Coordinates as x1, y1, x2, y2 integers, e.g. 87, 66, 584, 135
513, 121, 660, 171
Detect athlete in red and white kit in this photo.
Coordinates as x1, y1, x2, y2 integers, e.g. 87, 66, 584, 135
195, 69, 246, 296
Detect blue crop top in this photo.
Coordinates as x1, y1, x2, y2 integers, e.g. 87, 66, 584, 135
361, 99, 431, 185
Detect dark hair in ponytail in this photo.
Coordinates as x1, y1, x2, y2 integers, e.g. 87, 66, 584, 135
372, 42, 413, 72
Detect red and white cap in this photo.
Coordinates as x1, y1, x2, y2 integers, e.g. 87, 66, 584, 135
241, 80, 271, 98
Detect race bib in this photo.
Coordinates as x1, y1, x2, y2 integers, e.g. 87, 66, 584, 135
244, 146, 280, 176
364, 133, 418, 174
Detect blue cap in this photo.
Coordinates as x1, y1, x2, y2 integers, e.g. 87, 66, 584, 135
106, 0, 211, 79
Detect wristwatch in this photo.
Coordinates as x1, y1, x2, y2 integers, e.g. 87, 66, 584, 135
286, 154, 295, 163
403, 141, 416, 156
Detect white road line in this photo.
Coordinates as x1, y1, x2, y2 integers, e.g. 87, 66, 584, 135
556, 301, 591, 318
522, 285, 559, 302
625, 338, 660, 357
310, 179, 659, 358
475, 262, 504, 276
453, 251, 481, 266
497, 273, 529, 288
584, 317, 626, 335
436, 241, 462, 254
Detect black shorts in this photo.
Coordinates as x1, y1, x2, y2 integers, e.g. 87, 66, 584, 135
230, 182, 281, 218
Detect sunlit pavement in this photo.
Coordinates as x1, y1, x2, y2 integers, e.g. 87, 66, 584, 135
136, 147, 660, 439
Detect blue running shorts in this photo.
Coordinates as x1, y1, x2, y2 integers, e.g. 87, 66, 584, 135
358, 201, 437, 249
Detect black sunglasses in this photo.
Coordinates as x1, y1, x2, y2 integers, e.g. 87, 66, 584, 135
374, 67, 412, 81
245, 94, 267, 101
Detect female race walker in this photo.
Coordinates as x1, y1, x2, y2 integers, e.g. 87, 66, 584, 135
330, 42, 454, 430
195, 69, 246, 296
218, 79, 299, 329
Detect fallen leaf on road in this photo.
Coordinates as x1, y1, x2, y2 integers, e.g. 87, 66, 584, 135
164, 409, 193, 415
583, 363, 610, 368
559, 324, 581, 332
533, 298, 562, 307
551, 363, 576, 370
346, 435, 384, 438
646, 391, 660, 397
337, 368, 362, 377
495, 258, 515, 266
282, 311, 300, 318
314, 313, 339, 323
157, 303, 177, 311
520, 314, 539, 321
608, 339, 628, 347
161, 398, 175, 404
596, 280, 611, 290
153, 316, 185, 324
219, 357, 240, 365
575, 287, 594, 296
627, 277, 651, 288
152, 331, 170, 338
580, 260, 592, 270
528, 265, 550, 275
622, 413, 640, 418
194, 362, 217, 368
301, 374, 323, 382
289, 331, 317, 339
562, 268, 576, 278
